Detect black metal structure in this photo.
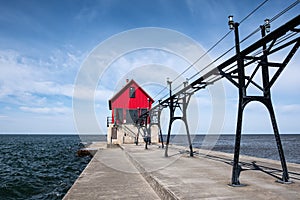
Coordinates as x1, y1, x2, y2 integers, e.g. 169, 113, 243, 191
225, 16, 299, 185
163, 80, 195, 157
135, 112, 149, 148
148, 103, 165, 148
135, 14, 300, 185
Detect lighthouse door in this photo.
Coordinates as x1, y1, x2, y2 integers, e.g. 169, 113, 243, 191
111, 127, 117, 139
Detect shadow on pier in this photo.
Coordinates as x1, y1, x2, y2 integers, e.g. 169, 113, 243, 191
178, 149, 300, 182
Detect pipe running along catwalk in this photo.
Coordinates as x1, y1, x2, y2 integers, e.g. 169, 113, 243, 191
134, 14, 300, 186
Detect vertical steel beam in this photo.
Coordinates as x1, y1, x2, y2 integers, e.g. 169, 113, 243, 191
266, 102, 290, 182
182, 81, 193, 157
260, 26, 270, 98
165, 80, 173, 157
183, 116, 193, 157
261, 25, 289, 183
231, 22, 246, 186
157, 109, 164, 148
144, 113, 149, 149
164, 99, 173, 157
231, 22, 292, 185
136, 126, 140, 145
231, 99, 245, 185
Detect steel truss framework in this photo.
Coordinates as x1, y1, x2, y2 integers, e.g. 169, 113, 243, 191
135, 14, 300, 185
163, 81, 194, 157
135, 103, 166, 149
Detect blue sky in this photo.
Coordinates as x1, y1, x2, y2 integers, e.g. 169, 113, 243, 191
0, 0, 299, 134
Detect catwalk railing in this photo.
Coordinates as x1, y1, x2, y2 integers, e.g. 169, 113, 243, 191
135, 14, 300, 186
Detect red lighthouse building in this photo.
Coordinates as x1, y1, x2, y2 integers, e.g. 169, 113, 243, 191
108, 79, 154, 125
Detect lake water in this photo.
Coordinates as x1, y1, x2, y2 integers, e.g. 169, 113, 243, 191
0, 134, 94, 200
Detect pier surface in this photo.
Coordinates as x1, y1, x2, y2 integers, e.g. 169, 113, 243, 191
64, 143, 300, 199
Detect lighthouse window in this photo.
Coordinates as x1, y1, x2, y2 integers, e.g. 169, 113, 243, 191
129, 87, 135, 98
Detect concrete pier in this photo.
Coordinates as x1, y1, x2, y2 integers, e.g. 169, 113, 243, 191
64, 143, 300, 199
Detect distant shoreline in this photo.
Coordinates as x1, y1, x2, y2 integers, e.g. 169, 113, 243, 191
0, 133, 299, 135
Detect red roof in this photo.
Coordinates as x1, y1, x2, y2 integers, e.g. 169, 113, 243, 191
108, 79, 154, 110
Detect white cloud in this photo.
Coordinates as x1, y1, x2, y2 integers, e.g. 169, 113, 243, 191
31, 81, 74, 97
72, 85, 113, 101
0, 49, 80, 104
19, 106, 71, 114
0, 48, 90, 124
99, 49, 195, 90
277, 104, 300, 113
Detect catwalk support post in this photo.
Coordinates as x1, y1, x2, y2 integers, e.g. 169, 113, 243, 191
165, 78, 173, 157
228, 16, 292, 185
230, 19, 246, 186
